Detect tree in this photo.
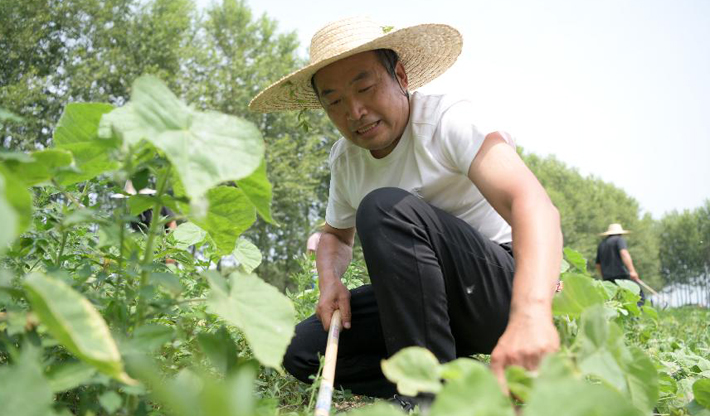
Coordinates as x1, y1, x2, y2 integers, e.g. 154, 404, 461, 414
522, 151, 661, 287
658, 201, 710, 304
1, 0, 337, 288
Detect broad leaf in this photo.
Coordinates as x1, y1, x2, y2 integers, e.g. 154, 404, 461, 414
693, 379, 710, 409
381, 347, 442, 396
54, 103, 119, 185
197, 327, 238, 376
192, 186, 256, 256
46, 361, 98, 393
563, 247, 587, 272
101, 75, 264, 201
0, 345, 53, 416
0, 165, 32, 250
172, 222, 207, 249
206, 271, 295, 369
233, 238, 262, 273
236, 161, 274, 223
430, 359, 513, 416
23, 272, 134, 384
1, 149, 73, 186
525, 355, 643, 416
553, 273, 607, 318
99, 391, 123, 414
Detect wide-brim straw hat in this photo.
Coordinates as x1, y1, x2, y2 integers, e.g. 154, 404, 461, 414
248, 16, 463, 113
110, 180, 156, 199
599, 223, 631, 236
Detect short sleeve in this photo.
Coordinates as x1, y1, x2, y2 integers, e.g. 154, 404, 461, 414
436, 101, 516, 175
324, 144, 357, 229
617, 237, 628, 251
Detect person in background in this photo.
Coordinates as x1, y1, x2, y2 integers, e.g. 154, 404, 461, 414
596, 223, 645, 304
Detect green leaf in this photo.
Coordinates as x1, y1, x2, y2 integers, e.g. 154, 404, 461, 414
380, 347, 442, 396
0, 165, 32, 250
123, 324, 176, 355
233, 238, 262, 273
505, 365, 533, 402
0, 345, 53, 416
23, 272, 135, 384
1, 149, 74, 186
172, 222, 207, 249
54, 103, 119, 185
236, 160, 275, 223
694, 379, 710, 409
0, 170, 20, 252
563, 247, 587, 272
127, 195, 156, 216
345, 402, 405, 416
46, 361, 98, 393
150, 272, 183, 296
192, 186, 256, 256
99, 391, 123, 414
615, 279, 640, 295
525, 355, 643, 416
197, 327, 238, 376
552, 273, 607, 318
101, 75, 264, 201
575, 306, 659, 414
206, 270, 295, 369
430, 359, 513, 416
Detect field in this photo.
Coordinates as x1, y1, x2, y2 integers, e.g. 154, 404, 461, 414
1, 77, 709, 416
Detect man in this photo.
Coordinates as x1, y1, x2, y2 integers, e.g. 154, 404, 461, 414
596, 223, 645, 302
250, 16, 562, 400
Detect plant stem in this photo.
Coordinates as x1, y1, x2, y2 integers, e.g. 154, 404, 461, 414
56, 232, 68, 268
134, 166, 171, 327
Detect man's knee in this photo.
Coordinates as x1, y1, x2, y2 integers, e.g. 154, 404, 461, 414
282, 342, 314, 384
356, 187, 415, 233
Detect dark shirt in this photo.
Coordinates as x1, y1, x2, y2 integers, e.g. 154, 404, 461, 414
596, 235, 629, 280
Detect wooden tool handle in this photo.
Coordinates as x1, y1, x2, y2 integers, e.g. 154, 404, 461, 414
314, 310, 342, 416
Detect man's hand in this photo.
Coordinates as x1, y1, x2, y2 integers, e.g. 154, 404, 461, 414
630, 270, 641, 283
316, 279, 352, 331
490, 307, 560, 394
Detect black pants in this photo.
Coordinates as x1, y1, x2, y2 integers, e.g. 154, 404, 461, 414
283, 188, 516, 397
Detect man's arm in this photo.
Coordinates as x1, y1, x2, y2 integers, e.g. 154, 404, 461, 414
620, 248, 640, 282
595, 263, 602, 278
315, 223, 356, 331
468, 132, 562, 389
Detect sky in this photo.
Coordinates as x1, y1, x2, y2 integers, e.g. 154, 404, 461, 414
198, 0, 710, 219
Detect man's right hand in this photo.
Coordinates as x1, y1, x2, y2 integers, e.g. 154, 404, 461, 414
316, 279, 352, 331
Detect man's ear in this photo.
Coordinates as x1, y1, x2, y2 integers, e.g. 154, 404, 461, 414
395, 61, 409, 90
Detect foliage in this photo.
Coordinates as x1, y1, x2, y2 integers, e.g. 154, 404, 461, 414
0, 76, 296, 415
657, 201, 710, 304
1, 0, 337, 290
522, 151, 662, 287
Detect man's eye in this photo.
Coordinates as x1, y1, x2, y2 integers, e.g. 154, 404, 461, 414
329, 99, 341, 107
359, 86, 373, 93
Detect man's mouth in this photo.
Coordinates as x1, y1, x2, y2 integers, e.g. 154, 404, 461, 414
355, 120, 380, 135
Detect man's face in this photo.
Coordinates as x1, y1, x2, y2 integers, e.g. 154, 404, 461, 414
313, 51, 410, 159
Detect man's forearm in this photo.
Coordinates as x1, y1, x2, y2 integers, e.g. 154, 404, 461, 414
316, 231, 353, 288
508, 195, 563, 318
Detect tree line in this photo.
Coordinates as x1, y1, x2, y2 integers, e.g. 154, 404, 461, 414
1, 0, 707, 300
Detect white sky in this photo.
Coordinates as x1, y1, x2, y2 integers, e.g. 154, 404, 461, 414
199, 0, 710, 219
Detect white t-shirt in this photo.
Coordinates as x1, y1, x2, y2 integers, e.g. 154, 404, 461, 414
325, 92, 514, 244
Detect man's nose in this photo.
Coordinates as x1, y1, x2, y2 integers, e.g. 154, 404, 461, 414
346, 97, 366, 121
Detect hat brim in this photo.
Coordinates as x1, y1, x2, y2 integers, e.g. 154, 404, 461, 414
599, 230, 631, 236
248, 23, 462, 113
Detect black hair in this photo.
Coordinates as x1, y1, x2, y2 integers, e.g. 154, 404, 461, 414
310, 49, 409, 100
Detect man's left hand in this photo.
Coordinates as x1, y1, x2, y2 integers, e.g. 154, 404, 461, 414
489, 308, 559, 394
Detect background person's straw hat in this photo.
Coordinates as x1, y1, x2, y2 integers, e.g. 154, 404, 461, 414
248, 16, 462, 113
110, 180, 156, 199
599, 223, 631, 236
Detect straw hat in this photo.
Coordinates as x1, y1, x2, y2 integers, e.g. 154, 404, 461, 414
248, 16, 462, 113
599, 223, 631, 236
110, 180, 156, 199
